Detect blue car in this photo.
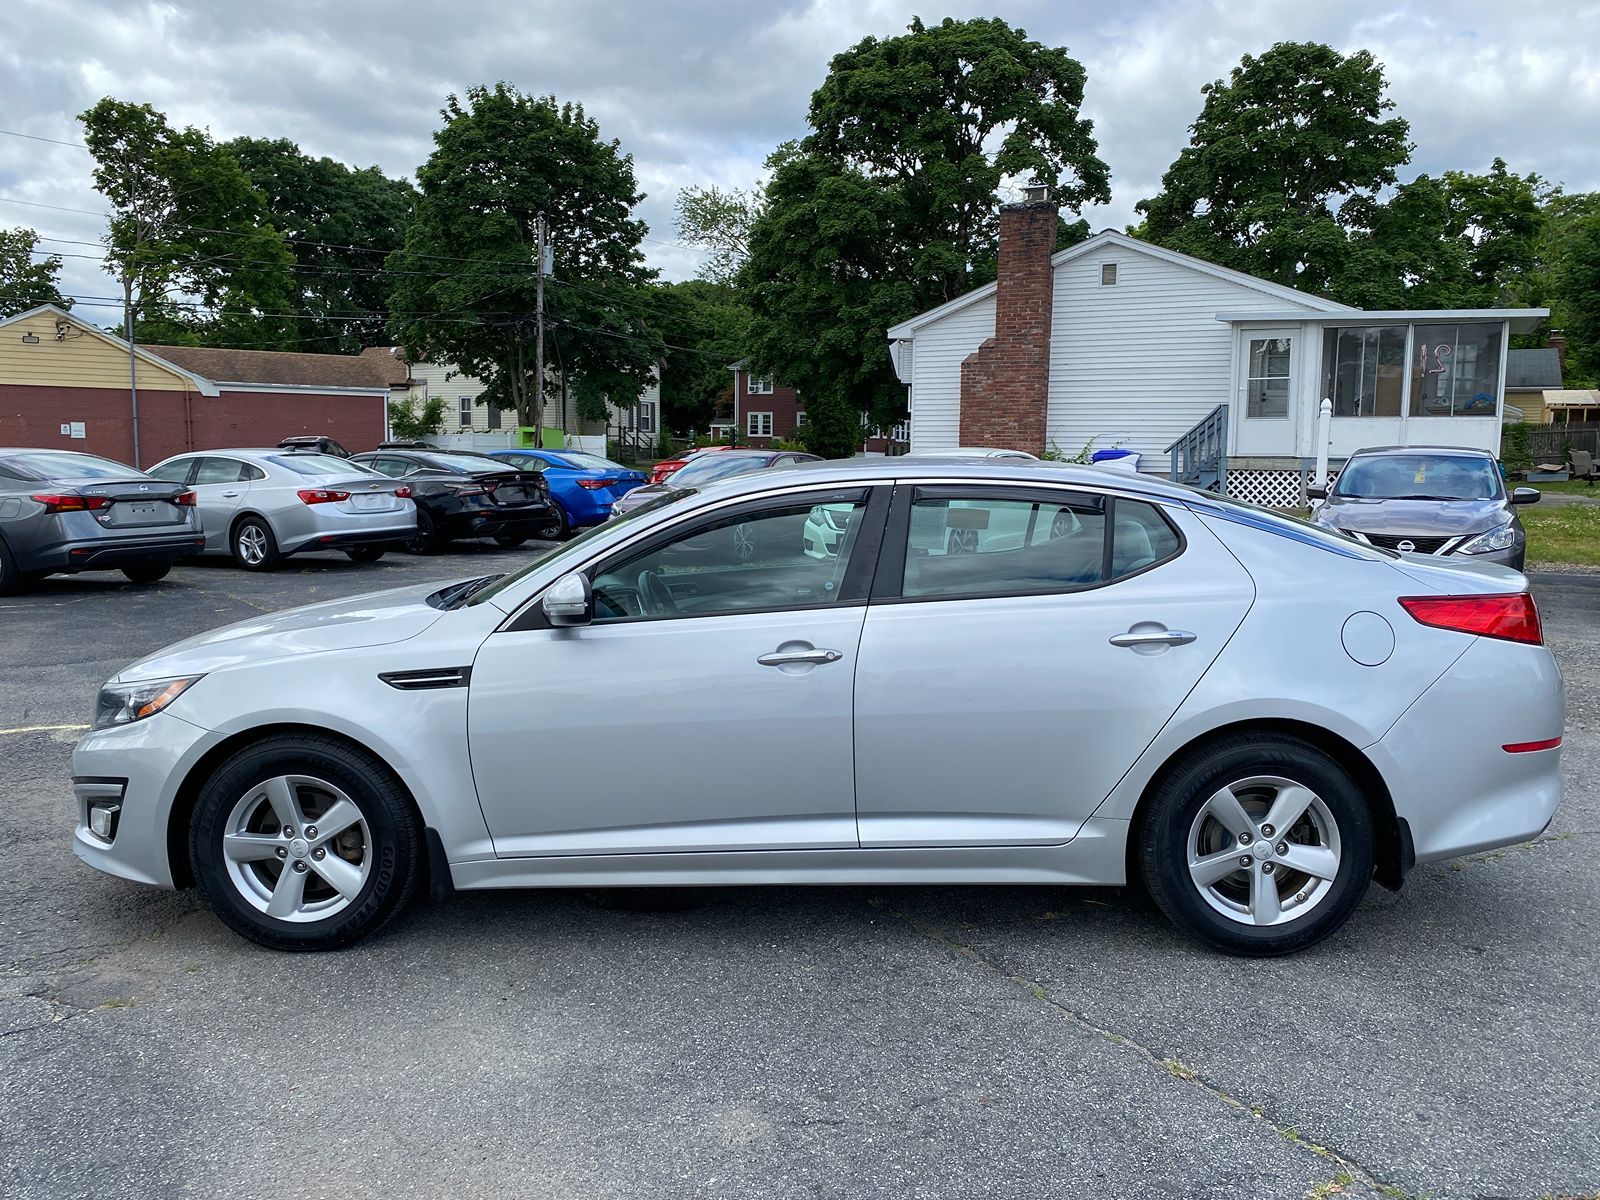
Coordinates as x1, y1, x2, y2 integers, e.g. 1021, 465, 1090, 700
485, 449, 648, 537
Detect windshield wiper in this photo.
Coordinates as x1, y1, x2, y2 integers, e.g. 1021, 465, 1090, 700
1384, 494, 1462, 501
434, 574, 504, 610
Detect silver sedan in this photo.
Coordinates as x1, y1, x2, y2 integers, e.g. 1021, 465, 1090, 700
146, 450, 416, 570
72, 458, 1562, 955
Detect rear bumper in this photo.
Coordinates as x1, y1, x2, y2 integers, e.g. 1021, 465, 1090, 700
442, 504, 556, 540
281, 524, 415, 555
29, 531, 206, 573
1367, 636, 1564, 864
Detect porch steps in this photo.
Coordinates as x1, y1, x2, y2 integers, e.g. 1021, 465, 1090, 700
1165, 404, 1228, 492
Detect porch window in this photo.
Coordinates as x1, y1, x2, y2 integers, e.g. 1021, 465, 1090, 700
1323, 327, 1406, 417
1245, 337, 1292, 419
1410, 322, 1502, 417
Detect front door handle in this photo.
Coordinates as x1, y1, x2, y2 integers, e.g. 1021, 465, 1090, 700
1109, 628, 1197, 648
758, 647, 843, 667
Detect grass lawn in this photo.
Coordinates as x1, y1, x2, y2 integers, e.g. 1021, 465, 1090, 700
1523, 503, 1600, 567
1517, 479, 1599, 497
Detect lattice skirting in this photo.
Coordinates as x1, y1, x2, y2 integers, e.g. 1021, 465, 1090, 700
1223, 467, 1342, 509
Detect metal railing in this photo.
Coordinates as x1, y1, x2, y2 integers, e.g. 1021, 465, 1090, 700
1166, 404, 1229, 492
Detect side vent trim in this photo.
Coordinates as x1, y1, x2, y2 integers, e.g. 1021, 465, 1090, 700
379, 666, 472, 691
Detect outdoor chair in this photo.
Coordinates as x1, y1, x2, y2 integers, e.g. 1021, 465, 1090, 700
1569, 450, 1598, 484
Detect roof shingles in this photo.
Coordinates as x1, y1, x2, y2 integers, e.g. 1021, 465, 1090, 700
144, 344, 408, 390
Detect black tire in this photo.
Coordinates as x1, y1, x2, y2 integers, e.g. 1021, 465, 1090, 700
231, 516, 282, 571
493, 533, 528, 548
538, 499, 569, 541
1138, 733, 1374, 957
0, 535, 26, 597
406, 509, 445, 555
189, 733, 422, 951
344, 545, 386, 563
121, 562, 171, 584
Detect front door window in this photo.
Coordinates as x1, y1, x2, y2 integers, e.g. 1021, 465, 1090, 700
1245, 336, 1292, 419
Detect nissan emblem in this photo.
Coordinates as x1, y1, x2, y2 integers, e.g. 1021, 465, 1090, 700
1397, 539, 1416, 553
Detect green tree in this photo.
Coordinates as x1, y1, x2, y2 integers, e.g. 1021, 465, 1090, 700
79, 98, 297, 347
1551, 200, 1600, 383
0, 227, 72, 316
1136, 42, 1412, 297
388, 84, 660, 431
744, 17, 1109, 456
225, 137, 417, 352
645, 279, 750, 432
388, 395, 446, 440
675, 185, 763, 286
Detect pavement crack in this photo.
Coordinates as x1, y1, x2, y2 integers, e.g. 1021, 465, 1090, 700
868, 895, 1404, 1196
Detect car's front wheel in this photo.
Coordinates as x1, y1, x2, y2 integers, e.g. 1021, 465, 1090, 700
189, 734, 422, 950
1138, 733, 1373, 956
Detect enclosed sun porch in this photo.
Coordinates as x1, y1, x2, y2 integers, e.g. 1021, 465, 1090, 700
1170, 308, 1549, 506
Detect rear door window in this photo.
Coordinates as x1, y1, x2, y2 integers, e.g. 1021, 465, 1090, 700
147, 459, 196, 485
194, 457, 251, 485
894, 489, 1181, 600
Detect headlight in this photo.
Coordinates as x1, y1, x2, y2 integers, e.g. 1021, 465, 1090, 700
93, 676, 203, 729
1457, 523, 1519, 555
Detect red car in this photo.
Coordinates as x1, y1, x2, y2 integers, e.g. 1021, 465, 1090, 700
649, 444, 738, 485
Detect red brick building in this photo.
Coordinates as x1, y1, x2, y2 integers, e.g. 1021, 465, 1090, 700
727, 359, 907, 454
0, 306, 399, 469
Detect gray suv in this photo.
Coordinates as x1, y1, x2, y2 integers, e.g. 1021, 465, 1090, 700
0, 448, 203, 594
1309, 446, 1539, 570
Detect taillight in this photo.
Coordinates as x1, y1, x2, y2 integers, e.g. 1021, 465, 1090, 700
1398, 592, 1543, 645
32, 492, 109, 512
394, 486, 412, 499
174, 490, 198, 506
449, 484, 485, 497
297, 488, 352, 505
577, 479, 611, 490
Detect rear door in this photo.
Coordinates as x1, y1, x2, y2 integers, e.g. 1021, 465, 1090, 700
188, 457, 256, 548
852, 484, 1255, 847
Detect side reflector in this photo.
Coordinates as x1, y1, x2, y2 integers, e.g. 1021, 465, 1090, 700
1397, 592, 1543, 645
1503, 737, 1562, 754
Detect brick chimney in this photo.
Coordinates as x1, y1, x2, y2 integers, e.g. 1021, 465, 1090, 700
1547, 329, 1567, 377
958, 192, 1058, 453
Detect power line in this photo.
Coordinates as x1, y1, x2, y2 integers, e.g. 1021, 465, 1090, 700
0, 128, 88, 150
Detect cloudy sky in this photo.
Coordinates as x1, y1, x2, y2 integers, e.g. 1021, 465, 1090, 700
3, 0, 1597, 313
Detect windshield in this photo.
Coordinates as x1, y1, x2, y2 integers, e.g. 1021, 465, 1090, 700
1333, 454, 1502, 501
669, 455, 769, 485
267, 454, 382, 477
559, 451, 630, 472
467, 488, 693, 606
5, 451, 141, 479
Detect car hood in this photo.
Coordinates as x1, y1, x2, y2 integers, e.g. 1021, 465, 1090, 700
1315, 496, 1511, 536
115, 580, 449, 683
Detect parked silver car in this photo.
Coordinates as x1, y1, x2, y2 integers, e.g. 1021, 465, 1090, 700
0, 448, 203, 594
146, 450, 416, 570
72, 458, 1562, 956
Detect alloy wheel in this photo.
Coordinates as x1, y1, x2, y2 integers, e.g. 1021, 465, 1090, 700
221, 775, 372, 923
237, 524, 269, 566
1185, 775, 1342, 927
732, 522, 756, 560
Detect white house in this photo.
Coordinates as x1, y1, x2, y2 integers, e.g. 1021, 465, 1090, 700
887, 200, 1547, 505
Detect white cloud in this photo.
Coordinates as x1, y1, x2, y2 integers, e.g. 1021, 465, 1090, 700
2, 0, 1596, 313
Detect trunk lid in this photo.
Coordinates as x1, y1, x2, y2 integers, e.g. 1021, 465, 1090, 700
67, 477, 192, 529
473, 470, 547, 508
312, 476, 412, 515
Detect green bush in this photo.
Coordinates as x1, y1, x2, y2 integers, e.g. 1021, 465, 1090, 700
388, 396, 446, 440
1500, 422, 1532, 474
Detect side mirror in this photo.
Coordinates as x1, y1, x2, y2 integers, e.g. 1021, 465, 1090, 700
1511, 487, 1541, 506
542, 572, 593, 626
1305, 485, 1328, 501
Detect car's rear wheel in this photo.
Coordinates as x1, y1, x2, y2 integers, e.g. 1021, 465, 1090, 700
1138, 734, 1373, 956
537, 499, 569, 541
121, 563, 171, 584
189, 734, 422, 950
231, 517, 282, 571
406, 509, 445, 555
344, 545, 386, 563
0, 535, 25, 596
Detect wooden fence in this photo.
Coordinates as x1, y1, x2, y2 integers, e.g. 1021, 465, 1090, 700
1527, 423, 1600, 463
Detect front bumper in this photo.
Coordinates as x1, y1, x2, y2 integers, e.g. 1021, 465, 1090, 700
71, 712, 214, 889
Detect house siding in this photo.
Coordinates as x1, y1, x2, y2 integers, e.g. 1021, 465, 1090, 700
905, 294, 996, 453
0, 308, 193, 393
733, 366, 804, 445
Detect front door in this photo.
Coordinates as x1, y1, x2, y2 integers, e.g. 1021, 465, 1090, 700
852, 485, 1255, 847
1235, 330, 1297, 457
467, 486, 885, 856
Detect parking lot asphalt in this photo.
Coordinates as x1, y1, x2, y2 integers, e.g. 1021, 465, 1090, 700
2, 548, 1597, 1200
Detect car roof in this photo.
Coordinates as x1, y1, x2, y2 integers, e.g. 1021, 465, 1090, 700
674, 456, 1208, 506
1345, 445, 1495, 459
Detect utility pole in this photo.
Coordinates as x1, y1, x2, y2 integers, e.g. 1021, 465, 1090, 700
123, 271, 140, 468
534, 213, 547, 440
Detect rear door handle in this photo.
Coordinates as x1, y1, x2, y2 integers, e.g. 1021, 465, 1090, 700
1109, 629, 1197, 648
221, 491, 241, 498
758, 647, 842, 667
